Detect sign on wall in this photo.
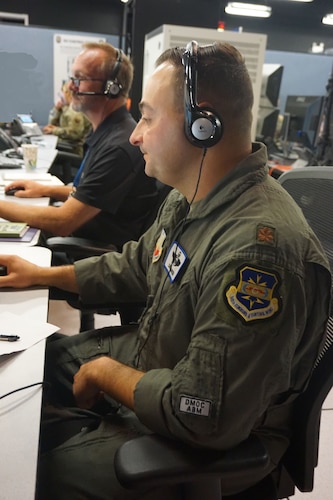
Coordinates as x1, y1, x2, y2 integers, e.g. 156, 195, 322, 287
53, 33, 106, 102
0, 24, 116, 125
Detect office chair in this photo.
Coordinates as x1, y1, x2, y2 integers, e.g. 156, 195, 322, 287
278, 166, 333, 277
113, 166, 333, 499
114, 317, 333, 499
48, 149, 83, 185
46, 183, 172, 330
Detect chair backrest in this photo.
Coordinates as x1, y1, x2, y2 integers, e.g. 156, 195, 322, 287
281, 317, 333, 492
278, 166, 333, 492
139, 182, 172, 234
278, 166, 333, 278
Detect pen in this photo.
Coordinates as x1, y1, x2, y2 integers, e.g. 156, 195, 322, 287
0, 334, 20, 342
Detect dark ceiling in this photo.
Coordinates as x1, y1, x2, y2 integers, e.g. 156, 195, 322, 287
217, 0, 333, 52
0, 0, 332, 53
219, 0, 332, 26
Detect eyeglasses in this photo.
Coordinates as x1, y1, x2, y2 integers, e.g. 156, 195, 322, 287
69, 77, 105, 87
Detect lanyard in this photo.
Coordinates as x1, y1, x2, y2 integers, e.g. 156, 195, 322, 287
73, 148, 89, 188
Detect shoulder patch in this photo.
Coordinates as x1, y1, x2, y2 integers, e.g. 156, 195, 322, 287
224, 265, 281, 323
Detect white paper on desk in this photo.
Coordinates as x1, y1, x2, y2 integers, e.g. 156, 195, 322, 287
0, 312, 59, 355
2, 172, 63, 185
36, 147, 58, 169
3, 172, 53, 181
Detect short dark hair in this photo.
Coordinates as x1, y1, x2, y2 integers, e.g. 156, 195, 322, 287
156, 42, 254, 134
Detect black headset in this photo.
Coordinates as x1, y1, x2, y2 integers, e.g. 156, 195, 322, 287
182, 41, 223, 148
104, 48, 123, 98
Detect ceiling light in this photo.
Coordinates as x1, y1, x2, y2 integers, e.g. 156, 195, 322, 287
322, 13, 333, 26
225, 2, 272, 18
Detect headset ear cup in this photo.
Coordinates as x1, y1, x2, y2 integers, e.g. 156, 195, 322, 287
104, 80, 122, 98
104, 48, 123, 98
188, 109, 223, 148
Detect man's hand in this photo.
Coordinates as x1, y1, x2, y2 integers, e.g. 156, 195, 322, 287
0, 254, 42, 288
73, 357, 106, 409
73, 356, 145, 411
0, 254, 78, 292
43, 124, 57, 135
4, 180, 48, 198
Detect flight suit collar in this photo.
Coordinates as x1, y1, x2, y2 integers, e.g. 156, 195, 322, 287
188, 142, 268, 221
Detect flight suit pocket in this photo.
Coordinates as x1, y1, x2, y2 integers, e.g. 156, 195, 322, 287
172, 334, 226, 435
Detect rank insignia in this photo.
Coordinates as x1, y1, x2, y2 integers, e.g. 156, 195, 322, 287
225, 265, 281, 322
152, 229, 166, 263
256, 224, 276, 246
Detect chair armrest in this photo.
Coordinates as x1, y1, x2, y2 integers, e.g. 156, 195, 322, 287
46, 236, 118, 259
55, 150, 82, 164
56, 141, 80, 154
114, 434, 270, 491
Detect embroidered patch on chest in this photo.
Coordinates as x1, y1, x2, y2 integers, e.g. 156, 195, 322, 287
179, 395, 212, 417
164, 241, 188, 282
152, 229, 166, 263
224, 265, 281, 323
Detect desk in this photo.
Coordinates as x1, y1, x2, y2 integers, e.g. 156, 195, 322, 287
0, 245, 52, 500
30, 134, 58, 151
0, 172, 63, 246
2, 134, 58, 171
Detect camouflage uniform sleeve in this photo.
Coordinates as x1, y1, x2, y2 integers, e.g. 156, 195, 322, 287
52, 107, 87, 141
48, 107, 61, 126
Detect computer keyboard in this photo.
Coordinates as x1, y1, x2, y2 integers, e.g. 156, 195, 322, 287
0, 156, 23, 169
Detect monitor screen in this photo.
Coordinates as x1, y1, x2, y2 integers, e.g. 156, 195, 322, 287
260, 64, 284, 108
284, 95, 323, 148
17, 114, 34, 124
256, 107, 280, 140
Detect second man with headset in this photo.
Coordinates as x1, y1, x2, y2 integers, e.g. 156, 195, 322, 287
0, 42, 158, 250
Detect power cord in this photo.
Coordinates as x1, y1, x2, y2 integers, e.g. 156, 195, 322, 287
0, 381, 46, 400
135, 147, 207, 366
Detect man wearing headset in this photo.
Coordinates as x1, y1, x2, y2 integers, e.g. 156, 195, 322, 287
0, 42, 157, 249
0, 42, 331, 499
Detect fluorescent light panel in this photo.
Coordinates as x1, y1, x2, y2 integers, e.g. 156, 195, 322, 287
322, 13, 333, 26
225, 2, 272, 18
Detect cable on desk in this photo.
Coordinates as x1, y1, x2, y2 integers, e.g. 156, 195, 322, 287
0, 381, 47, 400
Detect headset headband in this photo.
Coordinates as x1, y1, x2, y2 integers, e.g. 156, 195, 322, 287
183, 41, 199, 117
181, 40, 223, 148
110, 48, 123, 81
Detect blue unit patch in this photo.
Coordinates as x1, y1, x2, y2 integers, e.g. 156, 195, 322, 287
225, 265, 281, 322
164, 241, 188, 283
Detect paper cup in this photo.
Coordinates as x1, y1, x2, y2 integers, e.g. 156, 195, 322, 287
22, 144, 38, 172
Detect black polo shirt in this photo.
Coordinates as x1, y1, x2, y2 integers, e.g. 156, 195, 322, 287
72, 106, 157, 248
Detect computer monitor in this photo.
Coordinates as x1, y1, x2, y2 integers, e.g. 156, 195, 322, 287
256, 107, 280, 140
284, 95, 324, 148
303, 96, 325, 148
260, 64, 284, 108
256, 64, 284, 139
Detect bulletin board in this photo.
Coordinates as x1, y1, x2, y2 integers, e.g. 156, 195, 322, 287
0, 24, 118, 126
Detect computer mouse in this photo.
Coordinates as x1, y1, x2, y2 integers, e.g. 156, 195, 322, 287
5, 187, 25, 196
0, 265, 7, 276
